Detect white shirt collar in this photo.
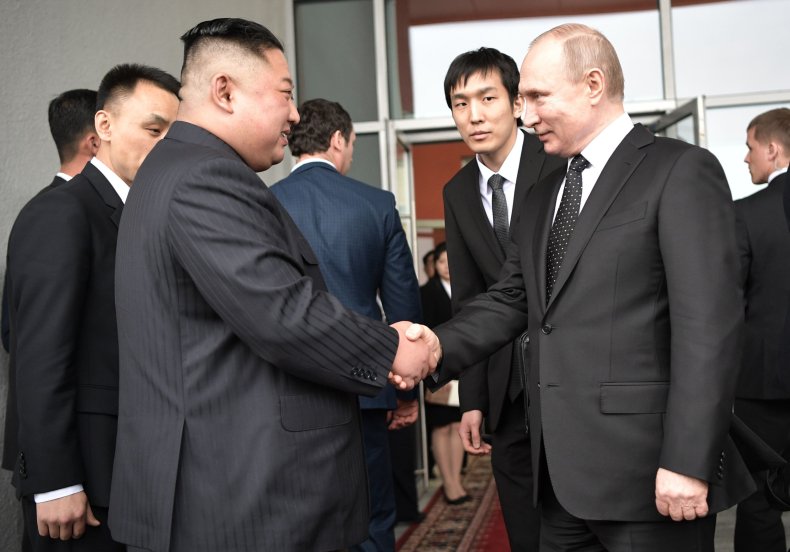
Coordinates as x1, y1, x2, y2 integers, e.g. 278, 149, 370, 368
768, 166, 788, 183
56, 172, 73, 182
476, 128, 524, 186
578, 112, 634, 172
90, 157, 128, 204
291, 157, 336, 173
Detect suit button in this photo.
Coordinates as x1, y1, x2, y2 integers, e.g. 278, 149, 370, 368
541, 324, 553, 335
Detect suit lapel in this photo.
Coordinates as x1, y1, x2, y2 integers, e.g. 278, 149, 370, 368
512, 131, 545, 214
82, 162, 124, 228
533, 168, 565, 310
461, 162, 504, 261
545, 125, 652, 310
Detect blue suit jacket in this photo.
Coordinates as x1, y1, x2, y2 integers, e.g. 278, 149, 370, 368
271, 161, 421, 409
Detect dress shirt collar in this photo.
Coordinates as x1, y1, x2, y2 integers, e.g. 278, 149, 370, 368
291, 157, 337, 173
90, 157, 128, 204
477, 128, 524, 189
577, 112, 634, 173
768, 166, 788, 184
56, 172, 73, 182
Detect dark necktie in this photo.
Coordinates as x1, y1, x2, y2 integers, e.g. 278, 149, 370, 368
546, 154, 590, 303
488, 174, 524, 400
489, 174, 510, 250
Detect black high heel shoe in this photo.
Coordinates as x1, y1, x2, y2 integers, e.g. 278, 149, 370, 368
443, 489, 471, 505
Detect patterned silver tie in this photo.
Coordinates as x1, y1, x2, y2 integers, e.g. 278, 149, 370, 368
546, 154, 590, 303
489, 174, 510, 250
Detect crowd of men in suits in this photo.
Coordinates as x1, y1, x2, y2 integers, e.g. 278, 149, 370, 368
1, 14, 789, 552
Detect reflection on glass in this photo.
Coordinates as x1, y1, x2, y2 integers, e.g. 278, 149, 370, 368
673, 0, 790, 98
295, 0, 378, 122
658, 116, 696, 145
347, 133, 382, 190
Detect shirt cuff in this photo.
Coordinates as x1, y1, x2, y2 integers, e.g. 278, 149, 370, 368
34, 484, 84, 503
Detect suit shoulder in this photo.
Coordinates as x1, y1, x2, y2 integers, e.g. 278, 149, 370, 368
444, 158, 478, 198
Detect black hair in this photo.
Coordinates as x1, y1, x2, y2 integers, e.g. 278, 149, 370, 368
180, 18, 284, 75
443, 47, 520, 109
422, 249, 435, 268
48, 89, 97, 163
433, 242, 447, 259
289, 98, 353, 157
96, 63, 180, 111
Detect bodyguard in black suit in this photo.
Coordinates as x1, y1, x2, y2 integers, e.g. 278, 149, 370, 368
271, 98, 422, 552
441, 47, 564, 551
733, 107, 790, 552
409, 24, 756, 551
2, 88, 99, 552
6, 66, 180, 551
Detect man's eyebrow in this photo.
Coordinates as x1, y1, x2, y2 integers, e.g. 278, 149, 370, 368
144, 114, 170, 125
452, 86, 497, 99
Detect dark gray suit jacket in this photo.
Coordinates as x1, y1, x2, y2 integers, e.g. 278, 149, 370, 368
734, 172, 790, 398
434, 124, 755, 521
109, 122, 399, 552
443, 130, 564, 430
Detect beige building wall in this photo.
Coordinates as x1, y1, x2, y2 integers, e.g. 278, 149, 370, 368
0, 1, 290, 547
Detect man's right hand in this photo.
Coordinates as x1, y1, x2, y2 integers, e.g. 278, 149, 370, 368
37, 491, 99, 540
459, 410, 492, 455
388, 322, 441, 390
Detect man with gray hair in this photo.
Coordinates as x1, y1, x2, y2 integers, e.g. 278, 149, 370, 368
404, 23, 757, 550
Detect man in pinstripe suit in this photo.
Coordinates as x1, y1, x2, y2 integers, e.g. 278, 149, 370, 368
108, 18, 434, 552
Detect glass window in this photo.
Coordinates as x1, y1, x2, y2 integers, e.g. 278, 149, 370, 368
294, 0, 378, 121
346, 133, 382, 188
673, 0, 790, 98
388, 7, 662, 119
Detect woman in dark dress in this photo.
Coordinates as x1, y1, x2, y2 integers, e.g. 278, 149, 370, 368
420, 242, 469, 504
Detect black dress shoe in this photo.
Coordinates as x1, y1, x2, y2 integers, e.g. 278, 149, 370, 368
443, 491, 471, 505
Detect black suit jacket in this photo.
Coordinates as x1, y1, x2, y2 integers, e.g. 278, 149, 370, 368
420, 276, 452, 329
109, 122, 399, 552
434, 124, 755, 521
5, 165, 122, 508
2, 175, 67, 472
443, 130, 564, 430
734, 172, 790, 399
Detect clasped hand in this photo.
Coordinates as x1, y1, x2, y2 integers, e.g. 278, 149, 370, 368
388, 322, 441, 390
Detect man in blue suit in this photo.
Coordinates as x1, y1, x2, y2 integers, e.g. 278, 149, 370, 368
271, 98, 422, 552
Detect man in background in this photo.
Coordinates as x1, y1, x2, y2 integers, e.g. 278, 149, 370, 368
108, 19, 432, 552
442, 47, 564, 550
272, 97, 421, 552
1, 88, 99, 552
6, 65, 179, 551
1, 88, 100, 353
734, 107, 790, 552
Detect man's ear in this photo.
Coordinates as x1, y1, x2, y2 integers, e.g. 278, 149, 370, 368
586, 68, 605, 105
512, 93, 525, 119
330, 129, 345, 152
211, 73, 235, 114
81, 132, 100, 156
94, 111, 111, 142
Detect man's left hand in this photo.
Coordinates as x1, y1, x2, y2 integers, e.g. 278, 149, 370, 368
388, 399, 418, 430
655, 467, 709, 521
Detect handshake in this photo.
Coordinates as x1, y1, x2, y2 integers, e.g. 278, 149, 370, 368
388, 321, 442, 390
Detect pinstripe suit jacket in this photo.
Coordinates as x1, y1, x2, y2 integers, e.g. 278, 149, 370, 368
109, 122, 399, 552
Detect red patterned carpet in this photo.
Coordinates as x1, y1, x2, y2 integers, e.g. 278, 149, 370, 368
396, 456, 511, 552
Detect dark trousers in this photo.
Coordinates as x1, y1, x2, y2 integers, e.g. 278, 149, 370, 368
388, 422, 422, 522
540, 468, 716, 552
22, 497, 125, 552
734, 398, 790, 552
351, 409, 396, 552
491, 392, 540, 552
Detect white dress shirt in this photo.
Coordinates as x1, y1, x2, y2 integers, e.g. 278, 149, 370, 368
476, 129, 525, 226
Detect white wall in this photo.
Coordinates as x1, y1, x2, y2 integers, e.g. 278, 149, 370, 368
0, 1, 290, 547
